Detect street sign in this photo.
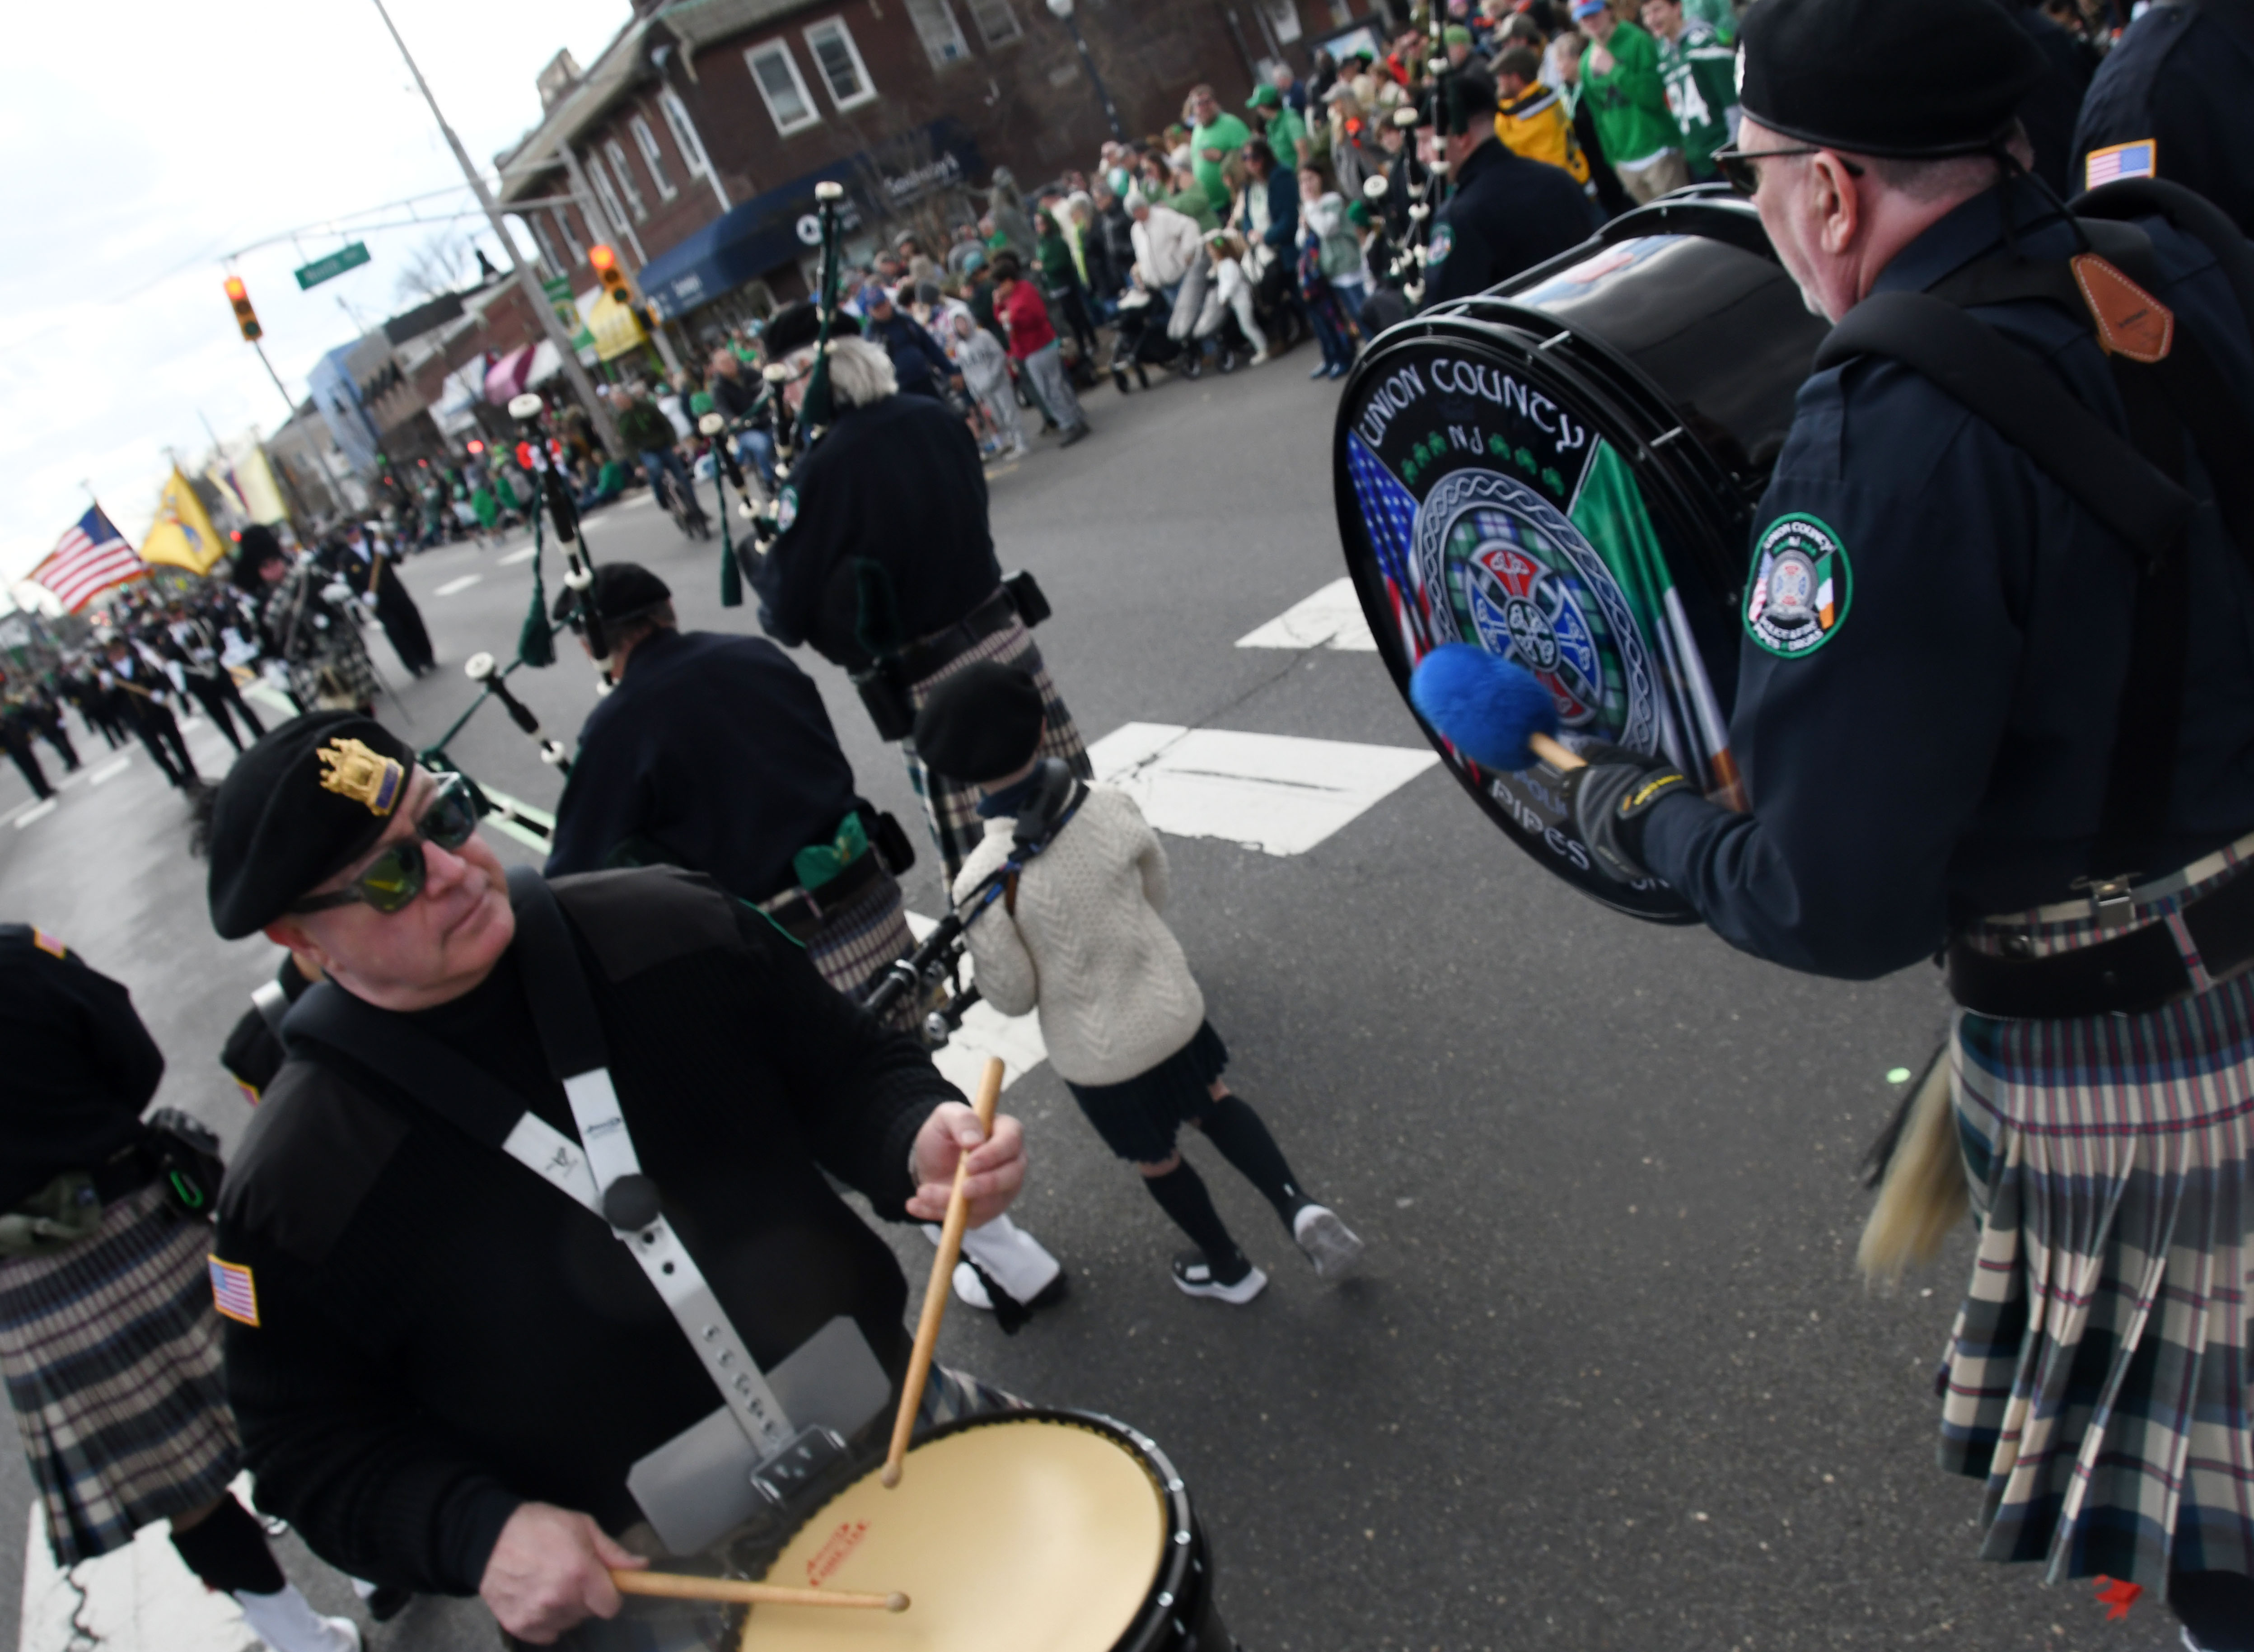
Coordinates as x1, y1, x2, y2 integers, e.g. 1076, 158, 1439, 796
544, 275, 596, 350
293, 242, 372, 290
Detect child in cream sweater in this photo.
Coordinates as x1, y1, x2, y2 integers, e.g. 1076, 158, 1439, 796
913, 663, 1362, 1303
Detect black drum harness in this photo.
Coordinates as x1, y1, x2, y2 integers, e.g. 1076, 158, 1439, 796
1811, 178, 2254, 1017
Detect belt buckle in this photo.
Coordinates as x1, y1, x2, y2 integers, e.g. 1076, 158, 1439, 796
2072, 873, 2141, 930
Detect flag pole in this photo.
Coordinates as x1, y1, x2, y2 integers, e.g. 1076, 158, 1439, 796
367, 0, 626, 460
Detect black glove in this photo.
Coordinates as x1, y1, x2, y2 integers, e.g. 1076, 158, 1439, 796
1559, 743, 1693, 884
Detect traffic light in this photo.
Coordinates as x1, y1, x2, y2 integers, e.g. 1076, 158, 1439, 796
223, 275, 262, 342
589, 244, 630, 305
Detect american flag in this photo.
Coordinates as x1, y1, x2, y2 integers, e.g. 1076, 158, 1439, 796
27, 506, 144, 613
208, 1257, 260, 1327
2084, 140, 2157, 191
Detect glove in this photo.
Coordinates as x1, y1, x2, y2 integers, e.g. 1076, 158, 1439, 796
359, 592, 379, 611
1559, 743, 1693, 884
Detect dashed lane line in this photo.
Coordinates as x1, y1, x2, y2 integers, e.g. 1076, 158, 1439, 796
435, 574, 483, 597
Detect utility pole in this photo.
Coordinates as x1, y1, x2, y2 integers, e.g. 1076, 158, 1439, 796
369, 0, 625, 457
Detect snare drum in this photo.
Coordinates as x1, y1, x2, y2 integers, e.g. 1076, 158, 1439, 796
1334, 189, 1832, 920
740, 1410, 1228, 1652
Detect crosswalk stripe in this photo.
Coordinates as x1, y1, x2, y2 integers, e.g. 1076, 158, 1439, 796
88, 759, 131, 786
11, 801, 56, 830
18, 1484, 261, 1652
1087, 723, 1438, 857
1235, 578, 1377, 652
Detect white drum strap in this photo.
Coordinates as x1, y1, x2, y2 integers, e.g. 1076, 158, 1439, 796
501, 1072, 795, 1455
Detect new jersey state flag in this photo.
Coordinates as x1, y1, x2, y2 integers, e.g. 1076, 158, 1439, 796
139, 467, 228, 575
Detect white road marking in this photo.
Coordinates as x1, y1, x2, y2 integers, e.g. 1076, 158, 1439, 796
1235, 577, 1377, 652
903, 912, 1049, 1093
18, 1480, 264, 1652
1087, 723, 1439, 857
177, 717, 206, 732
89, 759, 131, 786
499, 546, 538, 565
435, 574, 483, 597
12, 801, 56, 829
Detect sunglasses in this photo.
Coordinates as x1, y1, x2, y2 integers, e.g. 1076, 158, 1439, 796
290, 774, 480, 917
1710, 144, 1863, 199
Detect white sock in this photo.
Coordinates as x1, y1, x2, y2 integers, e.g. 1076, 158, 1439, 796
232, 1582, 360, 1652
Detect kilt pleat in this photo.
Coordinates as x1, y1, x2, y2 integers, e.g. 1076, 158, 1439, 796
0, 1182, 240, 1564
1941, 858, 2254, 1588
899, 617, 1090, 887
805, 869, 917, 1022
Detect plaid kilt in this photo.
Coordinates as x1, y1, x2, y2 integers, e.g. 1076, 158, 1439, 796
900, 616, 1090, 887
802, 868, 916, 1025
1940, 849, 2254, 1587
0, 1181, 240, 1565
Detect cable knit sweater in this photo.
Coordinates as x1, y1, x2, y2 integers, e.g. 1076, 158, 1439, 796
953, 786, 1205, 1086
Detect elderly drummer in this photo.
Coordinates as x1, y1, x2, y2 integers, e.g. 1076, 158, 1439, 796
197, 713, 1027, 1647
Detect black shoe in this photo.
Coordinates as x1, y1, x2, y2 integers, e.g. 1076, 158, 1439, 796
1181, 355, 1202, 380
1172, 1250, 1267, 1304
366, 1584, 412, 1623
1135, 364, 1151, 389
1112, 365, 1131, 394
1059, 424, 1090, 448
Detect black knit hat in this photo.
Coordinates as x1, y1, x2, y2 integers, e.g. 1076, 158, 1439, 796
764, 300, 862, 359
551, 561, 671, 626
232, 523, 286, 593
1736, 0, 2046, 158
207, 712, 419, 940
912, 663, 1046, 784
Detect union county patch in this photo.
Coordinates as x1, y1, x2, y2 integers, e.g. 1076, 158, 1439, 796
1426, 223, 1454, 267
775, 486, 800, 533
1744, 513, 1850, 658
210, 1258, 260, 1327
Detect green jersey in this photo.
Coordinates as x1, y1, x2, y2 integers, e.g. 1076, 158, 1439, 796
1265, 105, 1309, 169
1580, 22, 1682, 171
1656, 20, 1738, 173
1189, 112, 1253, 211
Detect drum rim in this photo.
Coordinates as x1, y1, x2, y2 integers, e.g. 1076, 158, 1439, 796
754, 1407, 1202, 1652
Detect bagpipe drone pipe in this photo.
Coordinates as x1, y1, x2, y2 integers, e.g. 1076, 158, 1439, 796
1333, 187, 1831, 920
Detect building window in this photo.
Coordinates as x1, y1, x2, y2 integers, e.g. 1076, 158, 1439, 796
963, 0, 1022, 46
527, 213, 566, 278
659, 90, 713, 178
745, 41, 821, 134
903, 0, 971, 66
587, 156, 632, 243
629, 115, 677, 200
803, 18, 877, 108
551, 204, 585, 264
603, 139, 649, 220
1262, 0, 1303, 42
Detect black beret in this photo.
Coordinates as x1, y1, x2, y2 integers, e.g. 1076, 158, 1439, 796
912, 663, 1046, 784
1445, 64, 1499, 128
763, 301, 862, 359
207, 713, 420, 940
1737, 0, 2047, 157
551, 561, 671, 625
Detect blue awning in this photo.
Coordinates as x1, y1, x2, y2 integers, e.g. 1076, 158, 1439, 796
640, 119, 983, 323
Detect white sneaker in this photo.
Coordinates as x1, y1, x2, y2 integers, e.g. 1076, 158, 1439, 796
1007, 441, 1030, 459
1249, 348, 1271, 366
1293, 1205, 1365, 1279
1172, 1251, 1267, 1304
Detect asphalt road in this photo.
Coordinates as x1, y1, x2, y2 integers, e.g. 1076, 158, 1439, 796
0, 353, 2176, 1651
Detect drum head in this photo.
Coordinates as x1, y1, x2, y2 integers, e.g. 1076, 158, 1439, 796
743, 1413, 1177, 1652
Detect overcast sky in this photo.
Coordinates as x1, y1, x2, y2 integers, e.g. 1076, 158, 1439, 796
1, 0, 633, 603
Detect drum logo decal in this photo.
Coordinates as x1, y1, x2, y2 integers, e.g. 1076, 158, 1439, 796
1744, 513, 1850, 658
805, 1518, 870, 1587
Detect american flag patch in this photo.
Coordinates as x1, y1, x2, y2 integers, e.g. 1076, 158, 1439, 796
31, 930, 65, 959
2085, 140, 2157, 190
209, 1258, 260, 1327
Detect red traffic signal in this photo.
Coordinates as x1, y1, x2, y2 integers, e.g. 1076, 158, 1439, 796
223, 275, 262, 342
466, 439, 485, 455
589, 244, 631, 305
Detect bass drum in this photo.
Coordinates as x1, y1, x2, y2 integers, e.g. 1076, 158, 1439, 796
1334, 188, 1829, 920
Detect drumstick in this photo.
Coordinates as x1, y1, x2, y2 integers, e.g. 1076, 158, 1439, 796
883, 1055, 1005, 1489
610, 1570, 908, 1612
1529, 731, 1585, 772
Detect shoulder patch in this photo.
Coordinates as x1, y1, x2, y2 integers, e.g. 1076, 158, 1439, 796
1744, 513, 1852, 658
776, 485, 800, 533
209, 1257, 260, 1326
2083, 139, 2157, 191
1427, 223, 1455, 267
31, 929, 66, 959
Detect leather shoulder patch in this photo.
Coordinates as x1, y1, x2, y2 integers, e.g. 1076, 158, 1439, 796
219, 1061, 409, 1265
2073, 253, 2174, 363
549, 867, 748, 981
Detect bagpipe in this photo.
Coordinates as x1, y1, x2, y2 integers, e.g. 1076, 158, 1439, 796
1362, 4, 1464, 311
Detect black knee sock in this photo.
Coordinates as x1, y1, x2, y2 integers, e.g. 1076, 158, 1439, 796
2172, 1569, 2254, 1652
169, 1493, 286, 1596
1194, 1094, 1311, 1228
1141, 1163, 1243, 1270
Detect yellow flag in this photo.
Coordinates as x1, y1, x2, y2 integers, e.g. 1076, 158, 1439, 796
140, 467, 228, 575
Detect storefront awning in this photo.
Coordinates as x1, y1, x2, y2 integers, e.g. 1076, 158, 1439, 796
637, 119, 983, 323
484, 346, 535, 406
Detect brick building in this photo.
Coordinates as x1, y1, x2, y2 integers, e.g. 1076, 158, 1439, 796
492, 0, 1389, 338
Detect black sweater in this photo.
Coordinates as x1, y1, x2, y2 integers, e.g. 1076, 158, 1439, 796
213, 869, 954, 1594
0, 926, 164, 1212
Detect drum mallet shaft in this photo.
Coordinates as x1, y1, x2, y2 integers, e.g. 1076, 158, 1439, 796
1529, 732, 1584, 771
609, 1571, 907, 1612
883, 1055, 1005, 1488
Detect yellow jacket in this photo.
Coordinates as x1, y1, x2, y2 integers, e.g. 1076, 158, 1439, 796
1495, 84, 1589, 186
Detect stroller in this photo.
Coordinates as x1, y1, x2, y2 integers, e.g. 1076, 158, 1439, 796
1109, 285, 1183, 392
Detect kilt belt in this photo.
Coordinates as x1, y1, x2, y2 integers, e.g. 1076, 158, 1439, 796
755, 848, 886, 944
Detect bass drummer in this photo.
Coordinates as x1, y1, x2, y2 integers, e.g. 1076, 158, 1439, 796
195, 714, 1031, 1648
1544, 0, 2254, 1642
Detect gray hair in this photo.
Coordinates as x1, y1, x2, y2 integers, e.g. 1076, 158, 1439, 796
821, 336, 899, 408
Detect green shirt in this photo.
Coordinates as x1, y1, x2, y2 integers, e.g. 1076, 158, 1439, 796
1190, 112, 1253, 211
1264, 106, 1309, 170
1580, 22, 1681, 170
1656, 20, 1738, 173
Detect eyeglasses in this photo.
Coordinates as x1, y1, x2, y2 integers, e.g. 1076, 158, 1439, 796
1710, 144, 1864, 199
290, 774, 480, 917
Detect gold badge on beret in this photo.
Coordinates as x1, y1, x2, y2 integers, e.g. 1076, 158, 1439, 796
316, 737, 405, 817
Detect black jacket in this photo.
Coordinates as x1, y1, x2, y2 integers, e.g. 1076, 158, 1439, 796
0, 928, 164, 1212
862, 310, 958, 397
1420, 137, 1602, 308
214, 869, 954, 1593
2073, 0, 2254, 236
753, 394, 1001, 670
